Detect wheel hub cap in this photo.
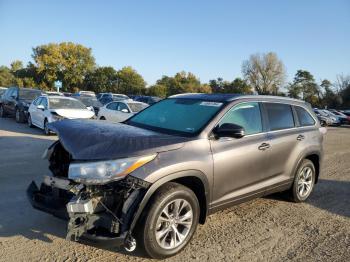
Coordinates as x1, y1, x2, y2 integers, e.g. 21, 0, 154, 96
297, 166, 313, 198
155, 199, 193, 250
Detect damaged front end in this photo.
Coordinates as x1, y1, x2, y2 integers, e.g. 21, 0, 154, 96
27, 141, 151, 248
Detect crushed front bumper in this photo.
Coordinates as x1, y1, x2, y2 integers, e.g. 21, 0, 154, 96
27, 176, 150, 247
27, 181, 70, 220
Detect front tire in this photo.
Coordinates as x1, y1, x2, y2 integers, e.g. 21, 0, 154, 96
15, 108, 25, 123
135, 182, 199, 259
0, 105, 6, 118
289, 159, 316, 202
44, 119, 50, 135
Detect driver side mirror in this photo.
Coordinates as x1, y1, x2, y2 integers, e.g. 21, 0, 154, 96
121, 109, 129, 113
37, 104, 45, 110
214, 123, 245, 139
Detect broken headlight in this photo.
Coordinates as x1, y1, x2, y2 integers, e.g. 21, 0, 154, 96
68, 154, 156, 185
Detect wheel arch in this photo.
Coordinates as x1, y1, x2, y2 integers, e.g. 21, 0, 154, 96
293, 152, 321, 184
129, 170, 210, 234
304, 154, 320, 183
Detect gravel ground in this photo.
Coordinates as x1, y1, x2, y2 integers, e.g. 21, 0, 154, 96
0, 118, 349, 262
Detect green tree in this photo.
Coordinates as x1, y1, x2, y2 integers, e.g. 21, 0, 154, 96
114, 66, 146, 95
319, 79, 342, 108
242, 52, 286, 95
209, 77, 253, 94
84, 66, 117, 93
288, 70, 321, 106
32, 42, 95, 91
197, 83, 212, 94
0, 66, 14, 87
147, 84, 168, 98
10, 60, 23, 73
157, 71, 202, 96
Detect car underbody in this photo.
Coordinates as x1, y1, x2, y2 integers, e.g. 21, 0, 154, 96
27, 141, 151, 248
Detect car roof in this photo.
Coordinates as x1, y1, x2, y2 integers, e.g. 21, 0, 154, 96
43, 95, 77, 100
169, 93, 305, 104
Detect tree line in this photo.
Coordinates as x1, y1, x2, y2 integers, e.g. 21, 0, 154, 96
0, 42, 349, 108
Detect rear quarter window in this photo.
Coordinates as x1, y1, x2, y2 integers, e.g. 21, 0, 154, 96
295, 106, 315, 126
265, 103, 295, 131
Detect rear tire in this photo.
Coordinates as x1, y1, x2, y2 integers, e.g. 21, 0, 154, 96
289, 159, 316, 203
99, 116, 106, 120
135, 182, 199, 259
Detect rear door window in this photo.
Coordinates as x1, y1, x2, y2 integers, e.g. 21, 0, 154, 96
219, 102, 262, 135
295, 106, 315, 126
106, 102, 118, 110
117, 102, 129, 112
265, 103, 295, 131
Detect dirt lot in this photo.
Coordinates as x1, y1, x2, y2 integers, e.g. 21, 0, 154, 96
0, 117, 349, 262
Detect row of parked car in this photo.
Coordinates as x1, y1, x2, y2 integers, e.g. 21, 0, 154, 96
313, 108, 350, 126
0, 86, 161, 135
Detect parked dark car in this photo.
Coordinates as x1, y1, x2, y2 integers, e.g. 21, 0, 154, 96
134, 95, 162, 105
0, 87, 42, 122
76, 96, 103, 115
99, 94, 130, 105
27, 94, 324, 259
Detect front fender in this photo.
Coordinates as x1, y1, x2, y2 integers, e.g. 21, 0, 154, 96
128, 169, 210, 232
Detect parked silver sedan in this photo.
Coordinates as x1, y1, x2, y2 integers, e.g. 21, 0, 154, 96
97, 100, 148, 122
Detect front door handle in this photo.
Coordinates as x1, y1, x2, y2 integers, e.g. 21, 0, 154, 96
297, 134, 305, 141
258, 143, 270, 151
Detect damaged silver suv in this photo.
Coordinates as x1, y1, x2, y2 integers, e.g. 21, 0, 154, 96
27, 94, 324, 259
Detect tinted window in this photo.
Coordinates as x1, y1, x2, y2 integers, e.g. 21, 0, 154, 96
218, 102, 262, 135
295, 106, 315, 126
117, 102, 129, 112
106, 102, 118, 110
41, 97, 48, 109
19, 89, 41, 100
33, 97, 41, 106
265, 103, 295, 131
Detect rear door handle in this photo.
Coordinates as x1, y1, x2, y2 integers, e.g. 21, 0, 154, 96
297, 135, 305, 141
258, 143, 270, 151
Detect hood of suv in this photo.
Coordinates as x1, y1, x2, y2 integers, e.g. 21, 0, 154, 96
49, 119, 189, 160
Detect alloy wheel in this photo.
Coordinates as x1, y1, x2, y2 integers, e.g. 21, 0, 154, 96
155, 199, 193, 250
297, 166, 313, 198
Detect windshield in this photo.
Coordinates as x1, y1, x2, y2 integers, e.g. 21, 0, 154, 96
49, 98, 87, 109
19, 89, 41, 100
128, 102, 148, 112
128, 98, 224, 135
77, 97, 102, 107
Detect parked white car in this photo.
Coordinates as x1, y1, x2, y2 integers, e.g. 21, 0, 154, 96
28, 96, 95, 135
97, 100, 148, 122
